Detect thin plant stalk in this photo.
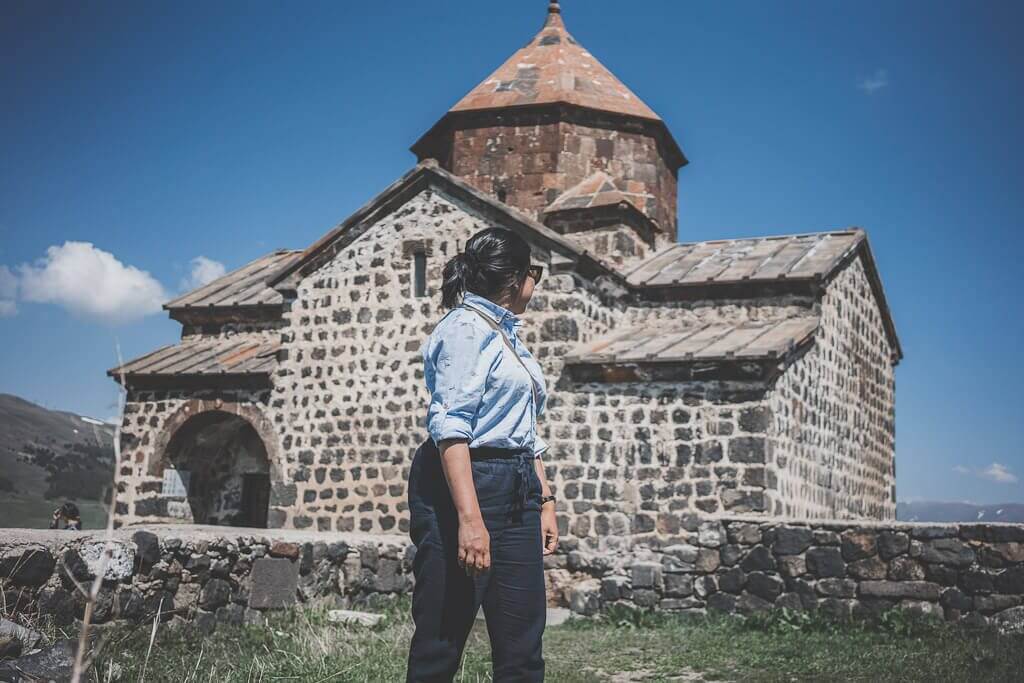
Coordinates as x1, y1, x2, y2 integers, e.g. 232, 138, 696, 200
70, 341, 128, 683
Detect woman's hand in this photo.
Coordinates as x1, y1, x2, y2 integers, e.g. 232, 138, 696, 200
458, 515, 491, 576
437, 438, 490, 577
540, 503, 558, 555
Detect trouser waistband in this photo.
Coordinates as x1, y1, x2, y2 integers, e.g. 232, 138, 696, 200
420, 439, 534, 517
468, 445, 533, 460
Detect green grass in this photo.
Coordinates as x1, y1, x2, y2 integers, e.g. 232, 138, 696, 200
83, 599, 1024, 682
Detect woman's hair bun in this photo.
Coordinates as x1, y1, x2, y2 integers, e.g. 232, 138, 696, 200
440, 228, 533, 309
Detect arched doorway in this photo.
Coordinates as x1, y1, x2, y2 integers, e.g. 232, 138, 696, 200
161, 410, 271, 527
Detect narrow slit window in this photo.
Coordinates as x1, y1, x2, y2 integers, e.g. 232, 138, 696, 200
413, 251, 427, 297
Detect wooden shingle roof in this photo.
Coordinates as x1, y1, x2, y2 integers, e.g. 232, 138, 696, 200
108, 335, 279, 381
626, 231, 864, 287
165, 250, 302, 311
565, 318, 820, 365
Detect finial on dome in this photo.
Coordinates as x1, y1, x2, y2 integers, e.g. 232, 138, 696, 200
544, 0, 564, 28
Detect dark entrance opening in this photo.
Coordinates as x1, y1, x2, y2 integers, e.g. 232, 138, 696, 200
241, 473, 271, 528
162, 411, 271, 527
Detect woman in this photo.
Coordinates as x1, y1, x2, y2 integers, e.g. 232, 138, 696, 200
405, 227, 558, 683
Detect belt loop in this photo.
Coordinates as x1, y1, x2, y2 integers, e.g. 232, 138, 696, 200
512, 451, 531, 519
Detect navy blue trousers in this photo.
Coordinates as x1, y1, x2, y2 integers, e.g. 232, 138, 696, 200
405, 439, 546, 682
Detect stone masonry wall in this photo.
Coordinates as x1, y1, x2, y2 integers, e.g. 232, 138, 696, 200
552, 518, 1024, 632
768, 256, 897, 520
0, 527, 412, 634
114, 190, 897, 535
446, 113, 679, 233
114, 390, 284, 527
5, 521, 1024, 634
269, 187, 625, 534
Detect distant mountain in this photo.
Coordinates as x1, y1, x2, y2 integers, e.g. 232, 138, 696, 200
0, 393, 115, 528
897, 500, 1024, 524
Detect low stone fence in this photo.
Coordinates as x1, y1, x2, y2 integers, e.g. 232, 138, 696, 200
550, 517, 1024, 632
3, 519, 1024, 634
0, 526, 413, 632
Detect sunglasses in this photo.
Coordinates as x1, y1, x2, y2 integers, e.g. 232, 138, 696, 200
527, 264, 544, 284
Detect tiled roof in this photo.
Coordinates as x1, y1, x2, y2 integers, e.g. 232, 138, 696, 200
108, 335, 279, 379
544, 171, 650, 215
449, 3, 661, 122
565, 318, 820, 365
626, 231, 864, 287
165, 250, 302, 310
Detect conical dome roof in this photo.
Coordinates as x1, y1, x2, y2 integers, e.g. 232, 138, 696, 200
449, 1, 661, 122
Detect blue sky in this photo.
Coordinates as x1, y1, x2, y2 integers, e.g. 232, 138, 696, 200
2, 1, 1021, 504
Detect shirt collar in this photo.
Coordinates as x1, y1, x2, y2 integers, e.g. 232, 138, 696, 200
463, 292, 522, 331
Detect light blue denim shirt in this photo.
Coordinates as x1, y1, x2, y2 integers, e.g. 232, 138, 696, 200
421, 292, 549, 457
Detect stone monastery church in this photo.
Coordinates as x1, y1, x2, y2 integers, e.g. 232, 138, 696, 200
110, 2, 902, 544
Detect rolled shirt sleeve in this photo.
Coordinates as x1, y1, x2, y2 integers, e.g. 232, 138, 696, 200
426, 320, 496, 445
532, 432, 549, 458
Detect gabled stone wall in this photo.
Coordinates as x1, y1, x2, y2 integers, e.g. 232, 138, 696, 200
767, 256, 897, 519
268, 188, 624, 534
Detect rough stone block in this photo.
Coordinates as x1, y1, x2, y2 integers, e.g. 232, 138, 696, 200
200, 578, 232, 611
772, 527, 814, 556
736, 592, 773, 614
992, 606, 1024, 635
728, 437, 766, 464
878, 531, 910, 559
270, 542, 301, 560
777, 555, 807, 578
132, 531, 160, 568
78, 541, 135, 581
859, 581, 941, 601
739, 546, 775, 572
994, 567, 1024, 594
746, 572, 784, 602
921, 539, 975, 567
847, 557, 887, 580
631, 561, 663, 590
567, 579, 601, 616
816, 578, 857, 599
840, 531, 877, 561
888, 557, 926, 582
664, 574, 694, 598
249, 558, 298, 610
697, 522, 725, 548
806, 547, 845, 578
0, 547, 55, 587
718, 567, 746, 594
695, 549, 720, 574
726, 523, 762, 546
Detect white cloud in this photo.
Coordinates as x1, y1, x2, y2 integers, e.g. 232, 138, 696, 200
180, 256, 226, 292
16, 241, 167, 323
952, 465, 970, 475
858, 68, 889, 94
0, 265, 17, 316
980, 463, 1018, 484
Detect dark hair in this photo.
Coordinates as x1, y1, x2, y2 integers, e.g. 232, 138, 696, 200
441, 228, 532, 309
61, 502, 80, 519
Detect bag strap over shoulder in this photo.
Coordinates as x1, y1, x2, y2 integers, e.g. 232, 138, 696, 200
459, 303, 538, 409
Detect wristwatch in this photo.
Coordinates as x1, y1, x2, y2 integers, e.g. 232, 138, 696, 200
540, 494, 556, 507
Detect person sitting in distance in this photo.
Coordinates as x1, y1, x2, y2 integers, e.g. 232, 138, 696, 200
49, 502, 81, 531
